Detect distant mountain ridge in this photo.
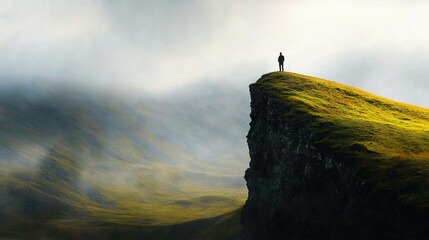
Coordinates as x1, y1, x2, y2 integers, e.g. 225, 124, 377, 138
0, 83, 249, 237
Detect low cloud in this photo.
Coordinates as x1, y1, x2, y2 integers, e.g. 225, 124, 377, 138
0, 0, 427, 106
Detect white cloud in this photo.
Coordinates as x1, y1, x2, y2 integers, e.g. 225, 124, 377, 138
0, 0, 428, 106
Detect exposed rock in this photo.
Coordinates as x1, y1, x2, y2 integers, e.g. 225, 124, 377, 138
241, 73, 429, 240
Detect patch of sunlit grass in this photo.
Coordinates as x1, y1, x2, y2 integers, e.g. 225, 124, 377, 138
252, 71, 429, 208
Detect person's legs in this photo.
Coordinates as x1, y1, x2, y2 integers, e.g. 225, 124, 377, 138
280, 63, 284, 71
279, 63, 281, 71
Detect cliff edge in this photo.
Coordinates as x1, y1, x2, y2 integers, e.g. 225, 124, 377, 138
242, 72, 429, 240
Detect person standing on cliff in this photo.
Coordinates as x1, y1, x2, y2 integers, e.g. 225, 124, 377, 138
278, 52, 285, 72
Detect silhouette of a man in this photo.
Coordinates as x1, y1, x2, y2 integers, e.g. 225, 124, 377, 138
278, 52, 285, 72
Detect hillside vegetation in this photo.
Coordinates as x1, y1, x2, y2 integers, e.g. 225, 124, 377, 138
252, 72, 429, 208
0, 85, 248, 238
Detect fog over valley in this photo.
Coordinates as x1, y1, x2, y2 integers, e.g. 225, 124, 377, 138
1, 1, 429, 239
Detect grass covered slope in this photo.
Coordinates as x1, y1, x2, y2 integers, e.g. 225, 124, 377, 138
0, 86, 248, 234
252, 72, 429, 208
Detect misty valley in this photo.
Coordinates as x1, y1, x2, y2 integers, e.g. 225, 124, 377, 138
3, 1, 429, 239
1, 71, 429, 240
0, 83, 250, 239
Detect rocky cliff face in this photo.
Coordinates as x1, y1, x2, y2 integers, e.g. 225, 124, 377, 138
241, 73, 428, 240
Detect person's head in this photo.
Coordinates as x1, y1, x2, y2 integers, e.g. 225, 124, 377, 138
280, 52, 282, 55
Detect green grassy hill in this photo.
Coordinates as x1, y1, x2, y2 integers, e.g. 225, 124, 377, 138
0, 85, 248, 238
189, 208, 242, 240
0, 208, 242, 240
252, 72, 429, 208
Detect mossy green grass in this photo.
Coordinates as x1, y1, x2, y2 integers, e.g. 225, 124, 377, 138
253, 72, 429, 208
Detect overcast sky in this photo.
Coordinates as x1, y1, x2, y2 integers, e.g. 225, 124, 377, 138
0, 0, 428, 107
